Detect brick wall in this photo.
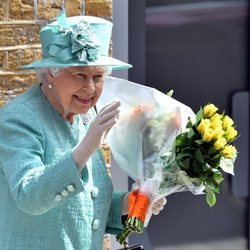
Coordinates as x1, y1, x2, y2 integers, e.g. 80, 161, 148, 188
0, 0, 112, 105
0, 0, 113, 249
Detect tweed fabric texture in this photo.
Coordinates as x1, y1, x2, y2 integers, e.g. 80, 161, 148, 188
0, 84, 125, 250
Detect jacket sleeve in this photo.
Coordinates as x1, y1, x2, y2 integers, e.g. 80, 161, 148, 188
0, 103, 85, 215
105, 191, 126, 235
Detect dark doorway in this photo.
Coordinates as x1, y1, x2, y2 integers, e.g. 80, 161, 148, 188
128, 0, 249, 249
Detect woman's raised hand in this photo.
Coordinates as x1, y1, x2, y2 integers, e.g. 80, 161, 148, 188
73, 99, 121, 169
85, 99, 121, 151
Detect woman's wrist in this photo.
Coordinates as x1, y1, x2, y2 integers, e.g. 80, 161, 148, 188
73, 142, 93, 171
122, 192, 129, 215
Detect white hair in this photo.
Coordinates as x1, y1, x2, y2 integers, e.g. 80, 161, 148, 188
36, 67, 61, 82
36, 66, 112, 82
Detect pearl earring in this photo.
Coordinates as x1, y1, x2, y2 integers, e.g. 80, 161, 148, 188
48, 83, 53, 89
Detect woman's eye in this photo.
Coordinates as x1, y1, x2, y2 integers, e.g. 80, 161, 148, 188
75, 74, 86, 78
93, 75, 104, 81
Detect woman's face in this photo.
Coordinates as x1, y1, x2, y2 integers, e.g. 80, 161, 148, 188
48, 66, 106, 116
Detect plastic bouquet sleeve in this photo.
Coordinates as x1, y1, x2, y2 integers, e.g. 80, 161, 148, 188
97, 76, 238, 246
97, 77, 196, 240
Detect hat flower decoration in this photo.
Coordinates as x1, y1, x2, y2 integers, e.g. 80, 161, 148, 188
22, 10, 132, 70
52, 17, 100, 63
70, 20, 100, 62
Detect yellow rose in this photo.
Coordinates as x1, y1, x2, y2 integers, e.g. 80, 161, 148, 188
213, 127, 225, 140
203, 104, 218, 118
214, 138, 227, 151
225, 127, 238, 142
210, 113, 222, 129
197, 119, 211, 134
221, 145, 237, 158
223, 115, 234, 130
202, 129, 214, 142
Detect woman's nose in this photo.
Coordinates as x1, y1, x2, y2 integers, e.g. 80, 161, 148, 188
82, 76, 95, 90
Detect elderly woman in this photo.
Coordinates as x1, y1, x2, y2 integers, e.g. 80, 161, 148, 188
0, 11, 166, 250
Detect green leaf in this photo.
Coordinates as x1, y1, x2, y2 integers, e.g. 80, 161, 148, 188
206, 188, 216, 207
192, 160, 202, 174
181, 158, 190, 170
194, 139, 204, 145
175, 133, 187, 146
213, 186, 220, 193
176, 156, 189, 169
202, 163, 210, 172
166, 89, 174, 97
186, 118, 194, 129
176, 152, 193, 161
194, 149, 204, 163
212, 170, 224, 184
187, 128, 195, 139
205, 177, 216, 189
196, 107, 203, 124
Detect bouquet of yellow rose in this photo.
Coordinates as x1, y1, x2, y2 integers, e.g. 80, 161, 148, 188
174, 103, 237, 207
98, 77, 238, 246
114, 103, 237, 245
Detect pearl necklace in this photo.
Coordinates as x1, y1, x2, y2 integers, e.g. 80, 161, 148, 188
41, 86, 75, 125
41, 86, 61, 114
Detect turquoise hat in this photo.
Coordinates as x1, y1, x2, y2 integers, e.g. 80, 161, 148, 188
22, 10, 132, 70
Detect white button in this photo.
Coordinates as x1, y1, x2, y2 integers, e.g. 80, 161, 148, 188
67, 185, 75, 192
61, 190, 69, 197
92, 219, 100, 230
55, 194, 63, 202
91, 187, 99, 199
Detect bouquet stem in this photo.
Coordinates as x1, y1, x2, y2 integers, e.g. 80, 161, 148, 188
116, 191, 149, 245
116, 227, 133, 245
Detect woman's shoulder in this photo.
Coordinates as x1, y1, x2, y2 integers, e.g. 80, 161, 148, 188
0, 84, 43, 115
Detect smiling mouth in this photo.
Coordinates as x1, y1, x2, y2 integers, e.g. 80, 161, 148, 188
74, 95, 92, 104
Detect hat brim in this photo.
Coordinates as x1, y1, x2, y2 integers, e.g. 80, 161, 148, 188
21, 56, 132, 70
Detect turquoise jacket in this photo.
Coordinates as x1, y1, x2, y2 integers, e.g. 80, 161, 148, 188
0, 84, 125, 250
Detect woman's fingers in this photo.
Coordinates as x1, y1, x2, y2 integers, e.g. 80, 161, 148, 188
99, 99, 121, 115
99, 118, 118, 143
97, 100, 121, 126
152, 208, 160, 215
99, 109, 120, 125
152, 197, 167, 215
155, 197, 167, 206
